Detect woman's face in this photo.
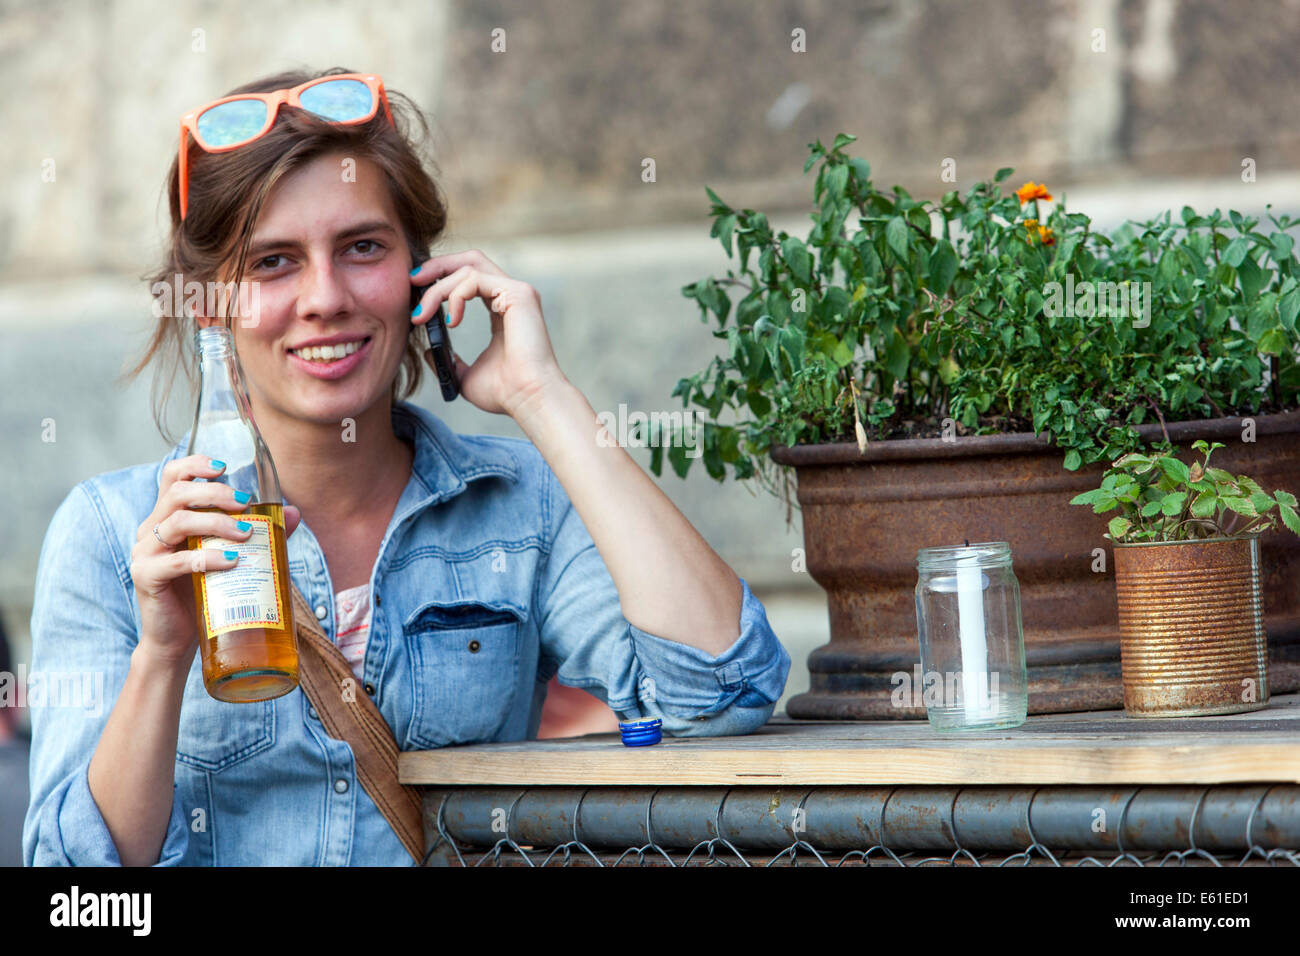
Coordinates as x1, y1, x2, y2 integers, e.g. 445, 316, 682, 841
203, 151, 414, 427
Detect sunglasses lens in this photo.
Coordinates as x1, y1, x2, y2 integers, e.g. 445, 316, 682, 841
298, 79, 374, 122
197, 99, 269, 147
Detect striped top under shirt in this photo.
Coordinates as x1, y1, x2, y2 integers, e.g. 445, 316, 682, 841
332, 583, 371, 682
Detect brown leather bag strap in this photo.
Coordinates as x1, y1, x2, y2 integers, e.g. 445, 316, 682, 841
290, 584, 426, 864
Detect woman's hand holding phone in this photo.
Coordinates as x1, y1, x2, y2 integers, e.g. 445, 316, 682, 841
410, 272, 460, 402
408, 248, 570, 421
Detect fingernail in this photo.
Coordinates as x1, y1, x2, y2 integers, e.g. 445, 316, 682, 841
445, 312, 452, 325
224, 550, 239, 560
235, 520, 252, 532
412, 303, 422, 317
210, 458, 226, 470
409, 265, 421, 276
233, 490, 252, 504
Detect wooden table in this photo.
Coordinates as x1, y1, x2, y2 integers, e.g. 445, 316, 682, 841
400, 692, 1300, 787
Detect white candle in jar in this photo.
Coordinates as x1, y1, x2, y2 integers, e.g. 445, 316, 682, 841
955, 547, 990, 719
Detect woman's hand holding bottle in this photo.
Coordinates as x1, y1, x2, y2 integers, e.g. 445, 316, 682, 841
129, 454, 301, 667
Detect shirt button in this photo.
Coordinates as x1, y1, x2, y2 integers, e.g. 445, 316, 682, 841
374, 593, 382, 608
308, 706, 319, 720
364, 682, 376, 696
314, 605, 328, 620
334, 779, 349, 794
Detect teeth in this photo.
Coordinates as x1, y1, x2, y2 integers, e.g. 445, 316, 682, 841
292, 339, 365, 362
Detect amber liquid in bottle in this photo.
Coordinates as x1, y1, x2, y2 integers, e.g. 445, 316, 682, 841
187, 501, 298, 702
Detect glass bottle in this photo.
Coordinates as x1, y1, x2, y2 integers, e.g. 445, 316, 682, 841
185, 323, 299, 702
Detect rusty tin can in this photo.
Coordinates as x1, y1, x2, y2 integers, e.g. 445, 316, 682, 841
1112, 536, 1269, 717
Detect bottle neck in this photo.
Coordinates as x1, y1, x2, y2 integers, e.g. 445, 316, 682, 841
196, 324, 234, 362
193, 324, 247, 415
188, 323, 281, 502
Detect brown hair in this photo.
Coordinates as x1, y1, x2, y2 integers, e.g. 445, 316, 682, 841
124, 66, 449, 444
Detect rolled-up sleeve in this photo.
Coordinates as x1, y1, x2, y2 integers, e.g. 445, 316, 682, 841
23, 481, 191, 866
534, 467, 791, 738
30, 754, 190, 866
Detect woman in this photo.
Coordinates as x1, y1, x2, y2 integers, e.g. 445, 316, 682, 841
23, 67, 789, 866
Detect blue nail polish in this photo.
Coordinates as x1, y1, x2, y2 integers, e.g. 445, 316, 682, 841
412, 303, 422, 317
224, 550, 239, 561
409, 266, 421, 276
445, 312, 452, 325
210, 458, 226, 470
233, 490, 252, 504
235, 520, 252, 532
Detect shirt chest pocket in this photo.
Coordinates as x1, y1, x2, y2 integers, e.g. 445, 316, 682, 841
175, 664, 276, 772
403, 600, 522, 750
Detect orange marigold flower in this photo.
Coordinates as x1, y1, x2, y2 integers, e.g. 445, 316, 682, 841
1022, 218, 1055, 244
1016, 181, 1053, 204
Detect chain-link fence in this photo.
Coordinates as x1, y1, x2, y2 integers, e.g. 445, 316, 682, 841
420, 784, 1300, 867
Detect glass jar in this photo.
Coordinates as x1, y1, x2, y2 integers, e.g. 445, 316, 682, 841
914, 542, 1028, 731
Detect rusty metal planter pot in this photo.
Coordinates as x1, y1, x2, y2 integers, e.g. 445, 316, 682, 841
1112, 537, 1268, 718
771, 411, 1300, 719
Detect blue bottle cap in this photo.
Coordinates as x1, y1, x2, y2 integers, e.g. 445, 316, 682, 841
619, 717, 662, 747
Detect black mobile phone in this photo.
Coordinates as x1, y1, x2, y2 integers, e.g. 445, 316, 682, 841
410, 258, 460, 401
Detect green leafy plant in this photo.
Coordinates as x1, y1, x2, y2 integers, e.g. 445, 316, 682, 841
653, 132, 1300, 513
1069, 440, 1300, 542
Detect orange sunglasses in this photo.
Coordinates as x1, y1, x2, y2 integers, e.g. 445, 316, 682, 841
178, 73, 394, 220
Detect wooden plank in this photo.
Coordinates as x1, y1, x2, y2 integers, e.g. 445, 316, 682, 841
398, 693, 1300, 787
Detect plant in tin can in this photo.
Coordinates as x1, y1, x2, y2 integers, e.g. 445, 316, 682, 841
1069, 439, 1300, 543
1072, 439, 1288, 719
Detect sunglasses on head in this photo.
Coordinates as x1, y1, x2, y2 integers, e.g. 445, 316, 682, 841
178, 73, 394, 220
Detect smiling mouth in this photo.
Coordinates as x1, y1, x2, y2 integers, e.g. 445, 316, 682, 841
288, 336, 372, 363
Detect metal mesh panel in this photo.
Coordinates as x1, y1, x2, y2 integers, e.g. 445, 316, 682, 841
419, 784, 1300, 867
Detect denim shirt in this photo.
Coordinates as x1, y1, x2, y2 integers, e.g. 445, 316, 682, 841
23, 400, 790, 866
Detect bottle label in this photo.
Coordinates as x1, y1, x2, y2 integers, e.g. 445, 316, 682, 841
197, 513, 286, 638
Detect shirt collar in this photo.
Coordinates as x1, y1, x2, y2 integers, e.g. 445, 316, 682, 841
157, 400, 520, 507
390, 400, 521, 504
